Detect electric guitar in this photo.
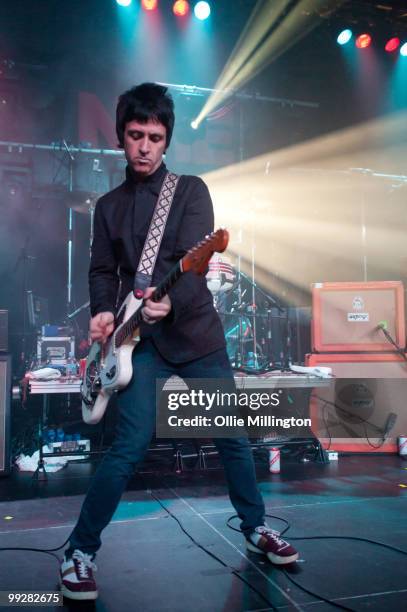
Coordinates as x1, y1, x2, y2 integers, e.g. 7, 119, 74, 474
81, 228, 229, 424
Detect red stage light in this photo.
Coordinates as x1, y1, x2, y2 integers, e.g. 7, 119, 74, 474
385, 37, 400, 52
142, 0, 157, 11
173, 0, 190, 17
355, 33, 372, 49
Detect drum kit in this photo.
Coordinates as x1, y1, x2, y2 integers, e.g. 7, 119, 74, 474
205, 253, 288, 372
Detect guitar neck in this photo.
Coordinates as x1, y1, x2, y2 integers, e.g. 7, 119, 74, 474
115, 261, 183, 347
151, 261, 183, 302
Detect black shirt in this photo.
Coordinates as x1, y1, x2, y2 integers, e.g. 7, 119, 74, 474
89, 162, 226, 363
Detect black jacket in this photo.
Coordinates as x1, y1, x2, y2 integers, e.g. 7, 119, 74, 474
89, 162, 226, 363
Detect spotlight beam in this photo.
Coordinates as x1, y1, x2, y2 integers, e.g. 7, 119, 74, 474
215, 0, 292, 94
198, 112, 407, 297
193, 0, 344, 128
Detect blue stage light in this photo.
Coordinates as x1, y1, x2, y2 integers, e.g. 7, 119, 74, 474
116, 0, 132, 6
194, 1, 211, 21
400, 42, 407, 56
337, 29, 352, 45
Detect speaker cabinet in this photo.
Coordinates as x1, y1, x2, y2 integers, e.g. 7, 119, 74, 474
311, 281, 405, 352
0, 354, 11, 475
306, 352, 407, 452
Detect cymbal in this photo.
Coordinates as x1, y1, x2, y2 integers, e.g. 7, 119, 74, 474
65, 191, 99, 214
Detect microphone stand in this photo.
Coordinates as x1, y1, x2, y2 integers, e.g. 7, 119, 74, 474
239, 271, 284, 312
62, 139, 75, 319
67, 301, 90, 320
67, 198, 96, 321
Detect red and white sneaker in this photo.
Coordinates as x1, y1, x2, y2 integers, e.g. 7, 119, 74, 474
246, 526, 299, 565
60, 550, 98, 600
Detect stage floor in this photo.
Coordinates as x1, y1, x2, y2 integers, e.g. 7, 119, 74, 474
0, 455, 406, 611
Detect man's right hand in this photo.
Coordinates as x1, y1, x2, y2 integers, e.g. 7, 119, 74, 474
89, 311, 115, 343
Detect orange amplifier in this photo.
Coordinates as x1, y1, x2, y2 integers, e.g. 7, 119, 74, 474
306, 352, 407, 452
311, 281, 405, 353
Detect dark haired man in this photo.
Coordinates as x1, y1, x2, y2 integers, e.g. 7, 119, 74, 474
60, 83, 298, 601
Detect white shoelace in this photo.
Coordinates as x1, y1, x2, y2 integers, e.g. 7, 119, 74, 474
255, 526, 286, 547
72, 550, 97, 579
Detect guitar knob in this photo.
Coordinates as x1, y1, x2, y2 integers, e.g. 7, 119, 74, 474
93, 377, 102, 389
106, 366, 116, 380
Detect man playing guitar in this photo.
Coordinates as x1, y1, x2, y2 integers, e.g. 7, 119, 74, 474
60, 83, 298, 601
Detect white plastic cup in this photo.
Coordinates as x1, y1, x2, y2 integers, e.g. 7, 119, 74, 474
398, 436, 407, 457
269, 447, 280, 473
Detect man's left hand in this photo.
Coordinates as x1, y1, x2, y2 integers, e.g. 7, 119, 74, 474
141, 287, 171, 325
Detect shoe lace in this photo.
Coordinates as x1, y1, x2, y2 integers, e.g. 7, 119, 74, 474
72, 550, 97, 578
255, 525, 286, 547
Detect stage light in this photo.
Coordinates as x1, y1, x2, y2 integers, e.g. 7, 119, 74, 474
190, 120, 198, 130
173, 0, 189, 17
385, 37, 400, 53
141, 0, 157, 11
194, 1, 211, 21
337, 29, 352, 45
116, 0, 132, 5
399, 42, 407, 56
355, 33, 372, 49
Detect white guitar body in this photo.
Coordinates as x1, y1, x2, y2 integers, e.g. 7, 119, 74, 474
80, 228, 229, 425
81, 292, 143, 425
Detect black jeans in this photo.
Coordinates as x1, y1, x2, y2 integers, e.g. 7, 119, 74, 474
68, 340, 265, 555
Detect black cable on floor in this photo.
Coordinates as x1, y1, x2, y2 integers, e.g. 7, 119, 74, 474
280, 534, 407, 612
0, 536, 70, 557
2, 480, 406, 612
280, 570, 356, 612
228, 514, 359, 610
138, 473, 279, 611
228, 514, 407, 555
226, 513, 407, 611
226, 513, 290, 534
0, 505, 281, 610
288, 535, 407, 557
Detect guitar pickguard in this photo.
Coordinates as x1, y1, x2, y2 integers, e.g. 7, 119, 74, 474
81, 295, 143, 424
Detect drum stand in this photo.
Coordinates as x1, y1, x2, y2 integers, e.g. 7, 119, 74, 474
238, 271, 286, 371
249, 243, 259, 369
230, 265, 268, 371
235, 258, 244, 369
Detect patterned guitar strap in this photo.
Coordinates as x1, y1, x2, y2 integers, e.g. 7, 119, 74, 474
133, 172, 180, 296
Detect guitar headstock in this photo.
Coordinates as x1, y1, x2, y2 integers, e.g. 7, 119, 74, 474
182, 228, 229, 275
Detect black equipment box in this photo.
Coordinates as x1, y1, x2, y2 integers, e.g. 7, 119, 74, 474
37, 336, 75, 365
